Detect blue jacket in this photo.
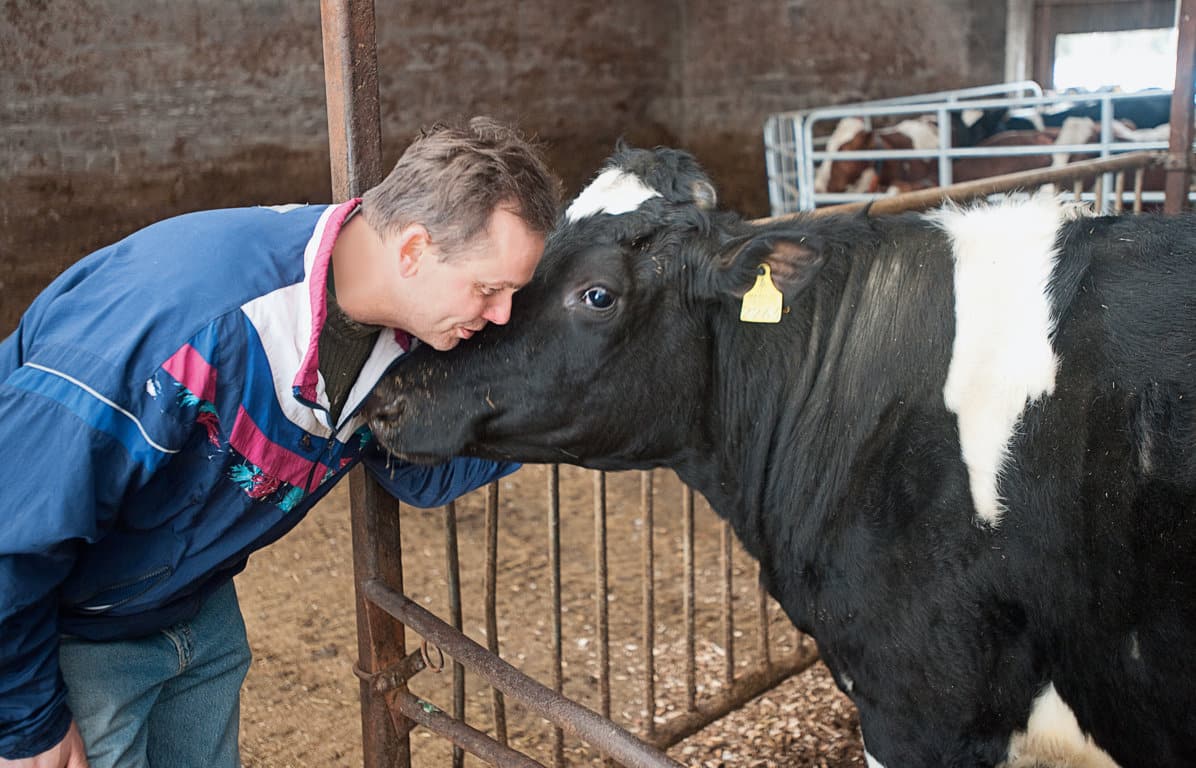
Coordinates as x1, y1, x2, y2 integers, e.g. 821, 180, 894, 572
0, 201, 515, 758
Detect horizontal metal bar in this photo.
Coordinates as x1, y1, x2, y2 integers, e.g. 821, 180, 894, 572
754, 151, 1163, 221
362, 579, 684, 768
802, 90, 1179, 126
650, 649, 820, 749
811, 188, 1179, 207
396, 691, 545, 768
767, 80, 1044, 120
802, 151, 1165, 219
812, 141, 1169, 163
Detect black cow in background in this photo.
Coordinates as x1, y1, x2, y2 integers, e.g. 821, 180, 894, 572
368, 144, 1196, 767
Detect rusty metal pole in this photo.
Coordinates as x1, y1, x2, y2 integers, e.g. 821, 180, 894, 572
1166, 0, 1196, 214
319, 2, 398, 767
321, 0, 383, 201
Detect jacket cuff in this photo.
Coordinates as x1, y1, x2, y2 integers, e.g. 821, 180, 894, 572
1, 693, 71, 760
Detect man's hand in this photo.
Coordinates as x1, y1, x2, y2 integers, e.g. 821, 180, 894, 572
0, 721, 89, 768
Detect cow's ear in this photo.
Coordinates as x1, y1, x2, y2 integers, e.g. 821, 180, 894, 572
713, 231, 826, 303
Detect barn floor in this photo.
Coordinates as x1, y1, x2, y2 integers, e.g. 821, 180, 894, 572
236, 465, 864, 767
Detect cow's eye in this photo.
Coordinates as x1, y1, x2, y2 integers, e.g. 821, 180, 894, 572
581, 286, 616, 310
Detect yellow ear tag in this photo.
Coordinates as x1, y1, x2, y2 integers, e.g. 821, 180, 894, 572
739, 264, 783, 324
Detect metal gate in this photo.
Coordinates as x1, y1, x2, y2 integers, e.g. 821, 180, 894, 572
321, 3, 817, 765
321, 1, 1196, 765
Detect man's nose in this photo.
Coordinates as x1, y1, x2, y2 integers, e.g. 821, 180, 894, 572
481, 293, 512, 325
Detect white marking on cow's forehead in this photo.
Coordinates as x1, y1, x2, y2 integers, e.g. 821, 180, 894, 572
930, 193, 1064, 527
1004, 682, 1119, 768
565, 168, 662, 222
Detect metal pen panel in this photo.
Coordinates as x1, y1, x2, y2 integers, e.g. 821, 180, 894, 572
640, 470, 657, 741
442, 501, 466, 768
484, 482, 509, 746
547, 465, 565, 767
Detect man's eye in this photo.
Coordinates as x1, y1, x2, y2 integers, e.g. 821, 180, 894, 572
479, 286, 499, 297
581, 286, 616, 310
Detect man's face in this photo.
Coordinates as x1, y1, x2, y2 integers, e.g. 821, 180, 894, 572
407, 207, 545, 351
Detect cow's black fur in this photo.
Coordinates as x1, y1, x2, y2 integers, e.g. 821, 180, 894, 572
368, 146, 1196, 767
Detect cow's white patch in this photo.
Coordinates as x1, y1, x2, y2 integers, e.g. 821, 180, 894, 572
1003, 683, 1120, 768
961, 108, 983, 128
1128, 631, 1141, 661
894, 118, 939, 150
814, 117, 867, 193
931, 194, 1065, 526
865, 751, 888, 768
565, 168, 661, 222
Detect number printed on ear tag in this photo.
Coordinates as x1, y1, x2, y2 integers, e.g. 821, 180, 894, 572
740, 264, 783, 324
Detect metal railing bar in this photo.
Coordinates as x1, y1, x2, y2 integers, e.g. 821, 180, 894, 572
783, 151, 1165, 219
484, 482, 509, 746
641, 470, 657, 741
765, 80, 1044, 121
347, 469, 411, 768
811, 140, 1169, 163
681, 485, 697, 713
547, 465, 565, 767
720, 520, 734, 687
594, 471, 612, 725
395, 691, 545, 768
756, 565, 771, 669
594, 471, 614, 768
443, 501, 466, 768
362, 580, 685, 768
801, 89, 1179, 125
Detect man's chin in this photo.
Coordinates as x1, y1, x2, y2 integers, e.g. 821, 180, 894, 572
419, 333, 459, 352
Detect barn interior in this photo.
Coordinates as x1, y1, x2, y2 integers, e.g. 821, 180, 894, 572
1, 1, 1190, 765
10, 0, 1178, 334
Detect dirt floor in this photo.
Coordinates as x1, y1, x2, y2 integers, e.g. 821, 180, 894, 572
237, 464, 865, 767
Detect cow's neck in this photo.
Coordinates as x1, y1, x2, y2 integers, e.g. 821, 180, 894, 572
677, 216, 957, 624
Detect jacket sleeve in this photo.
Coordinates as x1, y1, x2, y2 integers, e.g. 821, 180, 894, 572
0, 357, 157, 758
360, 439, 519, 509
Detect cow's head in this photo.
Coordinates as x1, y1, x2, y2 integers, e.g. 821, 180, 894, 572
366, 144, 824, 470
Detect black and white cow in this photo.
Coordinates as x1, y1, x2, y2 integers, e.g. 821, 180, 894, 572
367, 144, 1196, 767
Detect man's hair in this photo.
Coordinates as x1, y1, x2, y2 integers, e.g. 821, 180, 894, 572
361, 116, 561, 258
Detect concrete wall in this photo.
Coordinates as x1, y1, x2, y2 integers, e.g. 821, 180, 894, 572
676, 0, 1007, 214
1, 0, 1004, 335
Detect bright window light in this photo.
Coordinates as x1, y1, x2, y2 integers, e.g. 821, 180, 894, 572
1054, 27, 1177, 92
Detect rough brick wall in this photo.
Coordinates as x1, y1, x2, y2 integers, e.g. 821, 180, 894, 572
1, 0, 1003, 335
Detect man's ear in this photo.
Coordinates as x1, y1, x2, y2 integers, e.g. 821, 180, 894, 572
395, 223, 431, 278
712, 230, 826, 303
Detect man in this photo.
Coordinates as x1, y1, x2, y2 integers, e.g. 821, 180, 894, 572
0, 117, 560, 767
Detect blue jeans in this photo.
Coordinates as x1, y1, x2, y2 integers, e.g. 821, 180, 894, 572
58, 581, 251, 768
